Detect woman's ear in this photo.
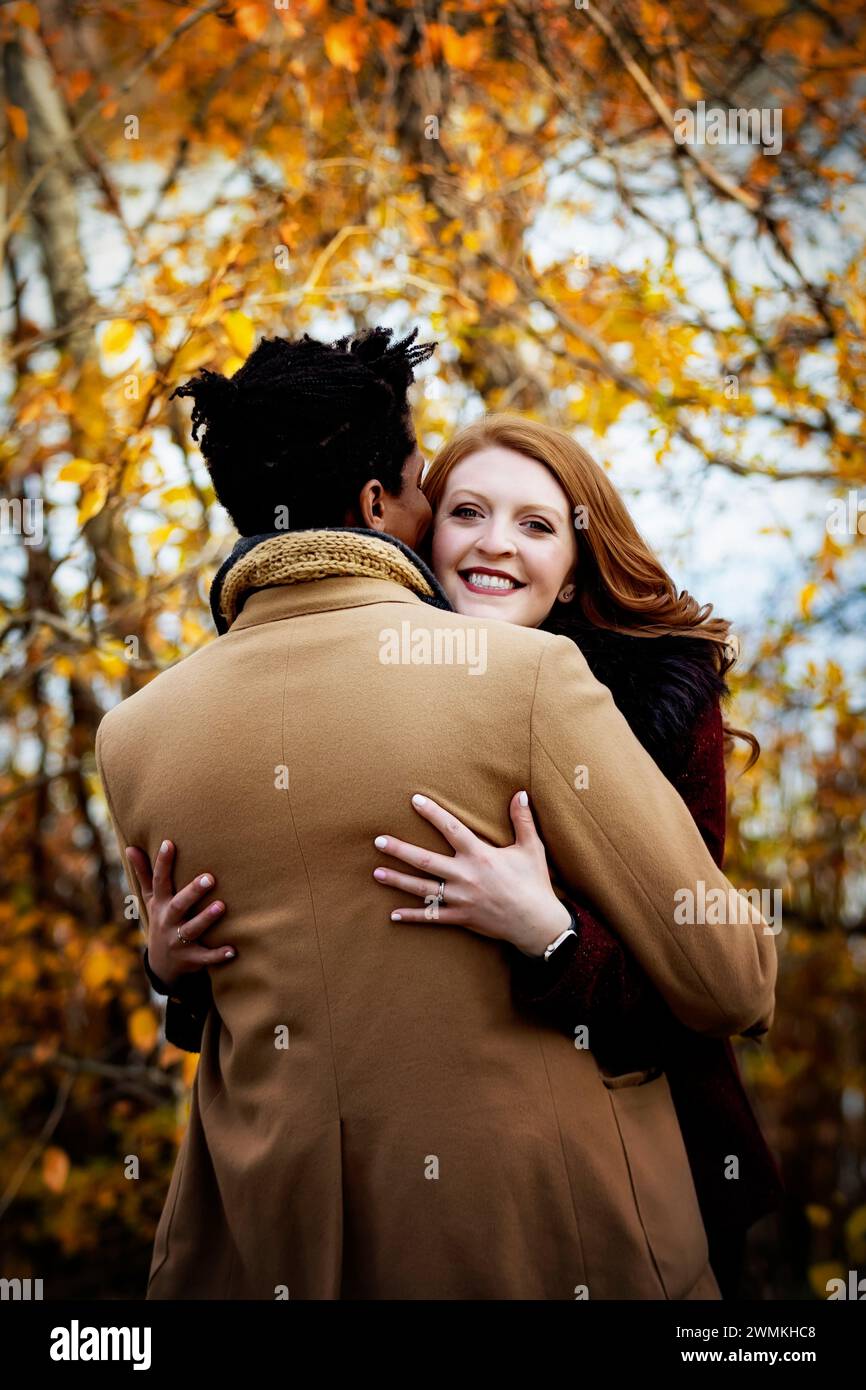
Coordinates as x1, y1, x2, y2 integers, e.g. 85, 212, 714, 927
558, 582, 576, 603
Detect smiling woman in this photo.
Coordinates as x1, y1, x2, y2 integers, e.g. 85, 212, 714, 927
429, 445, 579, 628
422, 414, 751, 690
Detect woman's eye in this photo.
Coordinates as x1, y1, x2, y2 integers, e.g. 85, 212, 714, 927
452, 505, 481, 519
525, 519, 554, 533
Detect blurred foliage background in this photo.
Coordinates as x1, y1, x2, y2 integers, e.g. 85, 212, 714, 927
1, 0, 864, 1298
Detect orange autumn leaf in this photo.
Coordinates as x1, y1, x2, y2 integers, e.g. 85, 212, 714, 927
235, 3, 269, 42
6, 104, 28, 140
66, 69, 92, 102
13, 2, 40, 29
373, 17, 401, 53
324, 17, 370, 73
487, 270, 518, 306
43, 1147, 71, 1194
425, 23, 486, 70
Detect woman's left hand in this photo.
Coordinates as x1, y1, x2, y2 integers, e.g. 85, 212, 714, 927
372, 791, 573, 958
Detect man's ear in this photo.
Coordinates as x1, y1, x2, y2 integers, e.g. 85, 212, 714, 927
357, 478, 386, 531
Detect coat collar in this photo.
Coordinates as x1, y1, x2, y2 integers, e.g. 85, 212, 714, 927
210, 526, 453, 635
209, 526, 727, 776
227, 575, 433, 632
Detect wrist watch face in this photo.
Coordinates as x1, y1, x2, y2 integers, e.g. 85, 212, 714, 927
544, 926, 577, 960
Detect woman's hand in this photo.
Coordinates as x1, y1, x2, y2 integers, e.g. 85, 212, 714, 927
372, 791, 573, 958
125, 840, 236, 990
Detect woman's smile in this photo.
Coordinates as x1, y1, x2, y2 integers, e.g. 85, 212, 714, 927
458, 565, 527, 596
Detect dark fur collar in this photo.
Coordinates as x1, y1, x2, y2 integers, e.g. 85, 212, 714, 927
546, 616, 728, 779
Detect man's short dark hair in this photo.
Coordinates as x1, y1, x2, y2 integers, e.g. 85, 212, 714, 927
169, 325, 437, 535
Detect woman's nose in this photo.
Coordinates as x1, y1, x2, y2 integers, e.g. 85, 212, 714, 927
475, 521, 516, 556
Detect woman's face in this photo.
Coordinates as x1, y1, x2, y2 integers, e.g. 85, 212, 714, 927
431, 447, 578, 628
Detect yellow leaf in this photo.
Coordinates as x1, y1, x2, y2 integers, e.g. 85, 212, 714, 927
6, 104, 28, 140
172, 335, 213, 378
487, 270, 517, 307
161, 486, 193, 505
78, 474, 109, 526
128, 1005, 159, 1053
97, 652, 128, 680
221, 311, 255, 359
799, 582, 818, 619
103, 319, 136, 355
82, 946, 115, 989
181, 616, 207, 646
324, 17, 370, 73
42, 1147, 70, 1194
150, 523, 178, 551
805, 1204, 832, 1228
18, 395, 47, 425
57, 458, 98, 484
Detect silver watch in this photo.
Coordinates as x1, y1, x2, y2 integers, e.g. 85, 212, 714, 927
543, 921, 578, 961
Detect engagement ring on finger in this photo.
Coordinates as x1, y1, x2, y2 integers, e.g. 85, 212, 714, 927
436, 880, 446, 906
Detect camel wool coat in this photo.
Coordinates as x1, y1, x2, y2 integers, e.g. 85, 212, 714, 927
95, 558, 777, 1301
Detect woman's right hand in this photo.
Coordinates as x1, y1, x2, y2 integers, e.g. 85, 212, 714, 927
125, 839, 236, 990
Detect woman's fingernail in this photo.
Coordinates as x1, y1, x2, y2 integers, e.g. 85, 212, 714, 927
412, 794, 427, 806
160, 840, 171, 853
373, 868, 388, 880
210, 902, 223, 914
518, 790, 529, 807
200, 874, 213, 888
391, 912, 402, 921
224, 948, 235, 959
374, 836, 388, 849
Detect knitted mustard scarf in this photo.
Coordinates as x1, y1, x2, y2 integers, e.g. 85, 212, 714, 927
209, 527, 453, 635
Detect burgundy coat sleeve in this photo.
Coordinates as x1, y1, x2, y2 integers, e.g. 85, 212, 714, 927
508, 699, 728, 1066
